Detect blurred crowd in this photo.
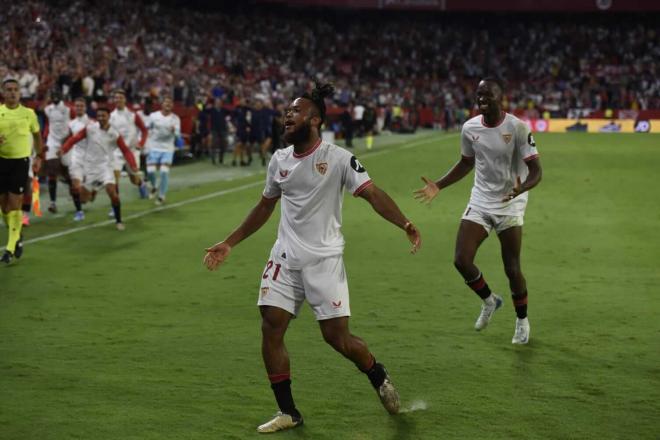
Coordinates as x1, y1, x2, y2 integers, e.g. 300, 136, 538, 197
1, 0, 658, 130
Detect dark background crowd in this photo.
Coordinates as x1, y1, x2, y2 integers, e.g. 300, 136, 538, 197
1, 0, 658, 137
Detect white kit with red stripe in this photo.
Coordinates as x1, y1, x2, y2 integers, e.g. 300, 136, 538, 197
460, 112, 539, 216
263, 139, 372, 269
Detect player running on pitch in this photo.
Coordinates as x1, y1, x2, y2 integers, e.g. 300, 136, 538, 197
415, 77, 542, 344
60, 107, 137, 231
204, 83, 421, 433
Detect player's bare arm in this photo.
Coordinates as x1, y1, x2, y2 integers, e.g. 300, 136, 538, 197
502, 157, 542, 201
204, 196, 279, 270
414, 155, 475, 204
358, 184, 421, 254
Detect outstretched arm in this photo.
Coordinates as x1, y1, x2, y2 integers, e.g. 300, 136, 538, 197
135, 114, 148, 148
204, 195, 279, 270
414, 155, 474, 204
59, 128, 86, 155
116, 135, 138, 172
358, 184, 421, 254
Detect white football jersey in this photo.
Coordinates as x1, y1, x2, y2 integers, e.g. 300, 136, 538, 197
110, 107, 141, 149
460, 113, 539, 215
147, 111, 181, 153
67, 115, 90, 163
44, 102, 71, 148
263, 140, 372, 269
82, 122, 123, 168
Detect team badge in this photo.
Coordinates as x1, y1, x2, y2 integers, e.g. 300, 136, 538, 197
502, 133, 512, 144
315, 162, 328, 175
279, 170, 289, 178
261, 287, 269, 297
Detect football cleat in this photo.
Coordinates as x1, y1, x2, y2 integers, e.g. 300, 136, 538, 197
377, 367, 401, 415
257, 411, 303, 433
138, 181, 148, 199
1, 250, 14, 265
48, 202, 57, 213
149, 188, 157, 200
474, 294, 503, 331
512, 318, 530, 345
116, 222, 126, 231
73, 211, 85, 222
155, 197, 164, 206
14, 236, 23, 259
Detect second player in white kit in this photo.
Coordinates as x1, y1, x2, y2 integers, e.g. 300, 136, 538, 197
204, 83, 421, 433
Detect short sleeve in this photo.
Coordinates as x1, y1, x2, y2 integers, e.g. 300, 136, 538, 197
29, 110, 40, 133
262, 154, 282, 199
460, 125, 474, 157
515, 121, 539, 162
343, 153, 372, 196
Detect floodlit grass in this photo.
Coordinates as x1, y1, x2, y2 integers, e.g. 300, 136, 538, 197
2, 132, 658, 439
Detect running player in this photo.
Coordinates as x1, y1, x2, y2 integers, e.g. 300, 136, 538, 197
0, 78, 44, 264
43, 89, 72, 213
110, 89, 148, 199
145, 97, 180, 205
59, 107, 137, 231
204, 83, 422, 433
67, 97, 91, 221
414, 77, 542, 344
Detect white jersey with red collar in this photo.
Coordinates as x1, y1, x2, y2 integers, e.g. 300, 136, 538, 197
67, 114, 91, 163
263, 139, 372, 269
460, 112, 539, 215
44, 101, 71, 148
83, 122, 123, 168
110, 107, 140, 149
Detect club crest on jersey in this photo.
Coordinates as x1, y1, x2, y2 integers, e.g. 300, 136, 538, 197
502, 133, 512, 144
279, 170, 289, 178
261, 287, 269, 297
315, 162, 328, 175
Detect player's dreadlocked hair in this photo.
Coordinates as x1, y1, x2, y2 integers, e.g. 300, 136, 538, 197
301, 82, 335, 126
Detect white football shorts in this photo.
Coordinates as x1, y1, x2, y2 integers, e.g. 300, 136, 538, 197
257, 248, 350, 321
462, 205, 524, 234
82, 165, 115, 192
113, 148, 141, 173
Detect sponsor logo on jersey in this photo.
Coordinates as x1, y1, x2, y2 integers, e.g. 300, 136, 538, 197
315, 162, 328, 175
350, 156, 366, 173
471, 134, 480, 142
502, 133, 512, 144
332, 300, 342, 308
279, 170, 289, 178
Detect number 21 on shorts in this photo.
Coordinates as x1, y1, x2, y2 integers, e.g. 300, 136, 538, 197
262, 260, 281, 281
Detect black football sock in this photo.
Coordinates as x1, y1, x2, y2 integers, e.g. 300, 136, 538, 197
48, 179, 57, 202
112, 203, 122, 223
512, 291, 528, 319
72, 193, 82, 212
466, 272, 492, 300
270, 377, 301, 419
360, 356, 387, 389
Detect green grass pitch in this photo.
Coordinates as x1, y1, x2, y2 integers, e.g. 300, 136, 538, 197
1, 131, 658, 439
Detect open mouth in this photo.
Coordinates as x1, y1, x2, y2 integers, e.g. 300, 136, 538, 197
284, 120, 295, 130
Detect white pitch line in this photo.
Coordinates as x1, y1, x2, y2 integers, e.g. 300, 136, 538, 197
23, 133, 457, 245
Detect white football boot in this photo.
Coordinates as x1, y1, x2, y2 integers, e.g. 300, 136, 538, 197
257, 411, 303, 434
474, 294, 503, 331
377, 374, 401, 415
512, 317, 530, 344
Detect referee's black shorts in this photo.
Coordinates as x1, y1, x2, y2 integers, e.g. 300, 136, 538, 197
0, 157, 30, 195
